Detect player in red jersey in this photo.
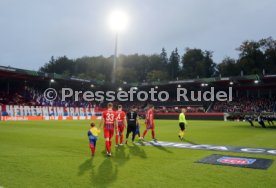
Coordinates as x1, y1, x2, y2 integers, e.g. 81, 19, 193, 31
115, 105, 127, 146
99, 102, 117, 156
142, 105, 157, 141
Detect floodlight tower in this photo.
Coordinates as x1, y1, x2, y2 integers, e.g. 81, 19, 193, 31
109, 10, 128, 83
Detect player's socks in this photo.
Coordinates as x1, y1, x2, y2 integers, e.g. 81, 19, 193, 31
105, 141, 110, 153
178, 131, 184, 139
143, 130, 147, 138
120, 134, 123, 144
151, 130, 155, 139
180, 131, 185, 140
109, 140, 112, 148
115, 135, 119, 145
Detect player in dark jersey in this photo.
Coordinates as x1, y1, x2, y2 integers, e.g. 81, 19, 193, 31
125, 106, 138, 144
135, 115, 141, 139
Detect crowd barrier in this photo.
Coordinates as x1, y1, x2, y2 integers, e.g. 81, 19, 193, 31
0, 116, 100, 121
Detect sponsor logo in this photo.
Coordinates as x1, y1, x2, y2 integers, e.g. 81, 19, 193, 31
217, 157, 256, 165
138, 141, 276, 156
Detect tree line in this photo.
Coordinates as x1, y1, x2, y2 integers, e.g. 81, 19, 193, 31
39, 37, 276, 83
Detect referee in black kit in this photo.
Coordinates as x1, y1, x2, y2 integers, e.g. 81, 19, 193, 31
125, 106, 138, 144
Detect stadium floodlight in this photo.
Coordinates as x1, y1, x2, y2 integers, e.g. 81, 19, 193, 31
109, 10, 128, 32
50, 79, 55, 83
90, 84, 94, 88
109, 10, 128, 84
155, 86, 158, 89
229, 81, 234, 85
254, 80, 259, 84
118, 87, 123, 91
201, 83, 205, 87
177, 84, 181, 88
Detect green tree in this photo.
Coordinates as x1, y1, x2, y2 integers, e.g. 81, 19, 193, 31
168, 48, 180, 79
160, 48, 168, 65
217, 57, 239, 77
236, 40, 265, 75
259, 37, 276, 74
181, 48, 216, 78
40, 56, 74, 76
146, 70, 169, 82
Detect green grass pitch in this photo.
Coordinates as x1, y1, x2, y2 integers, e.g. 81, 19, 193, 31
1, 120, 276, 188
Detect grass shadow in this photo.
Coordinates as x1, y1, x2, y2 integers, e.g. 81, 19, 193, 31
183, 139, 198, 145
90, 158, 118, 188
78, 158, 94, 176
127, 143, 147, 159
151, 144, 173, 153
113, 146, 130, 165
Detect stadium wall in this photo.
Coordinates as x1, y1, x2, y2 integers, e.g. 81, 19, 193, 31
0, 105, 225, 121
153, 112, 225, 120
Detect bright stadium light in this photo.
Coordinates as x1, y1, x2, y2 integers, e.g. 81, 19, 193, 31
254, 80, 259, 84
50, 79, 55, 83
118, 87, 122, 91
178, 84, 181, 88
109, 10, 128, 84
229, 81, 234, 85
109, 10, 128, 32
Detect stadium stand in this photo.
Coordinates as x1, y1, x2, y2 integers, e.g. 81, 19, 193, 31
212, 97, 276, 113
0, 65, 276, 120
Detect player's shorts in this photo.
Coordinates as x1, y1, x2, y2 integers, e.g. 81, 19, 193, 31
118, 121, 124, 127
146, 123, 154, 130
179, 122, 185, 131
118, 125, 124, 135
104, 124, 115, 138
127, 124, 136, 134
104, 128, 114, 139
105, 123, 114, 130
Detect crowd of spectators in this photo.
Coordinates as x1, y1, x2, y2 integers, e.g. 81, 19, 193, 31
211, 97, 276, 113
1, 87, 275, 113
0, 87, 96, 108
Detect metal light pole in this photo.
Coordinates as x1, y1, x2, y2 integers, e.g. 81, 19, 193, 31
109, 10, 127, 83
112, 32, 118, 84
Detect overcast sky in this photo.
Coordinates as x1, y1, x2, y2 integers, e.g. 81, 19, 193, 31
0, 0, 275, 70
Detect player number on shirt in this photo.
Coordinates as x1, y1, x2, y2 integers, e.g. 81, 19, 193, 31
106, 113, 114, 121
